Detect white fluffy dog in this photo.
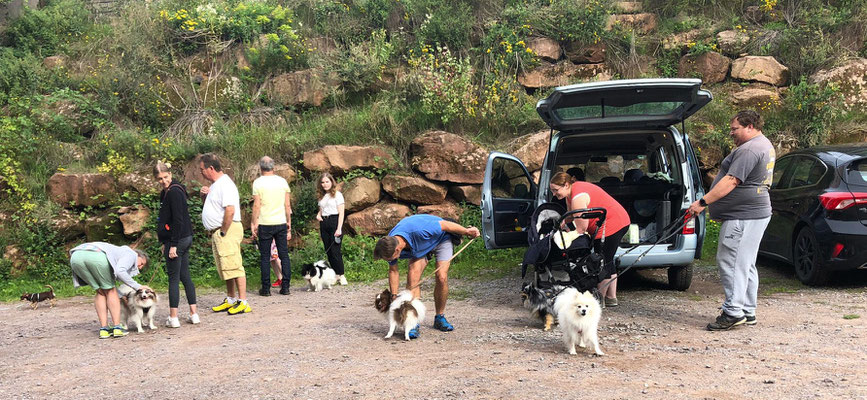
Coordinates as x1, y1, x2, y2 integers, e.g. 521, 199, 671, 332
118, 284, 159, 333
376, 289, 426, 341
301, 260, 338, 292
553, 287, 603, 356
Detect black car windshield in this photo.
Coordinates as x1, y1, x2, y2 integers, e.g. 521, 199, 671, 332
847, 159, 867, 188
555, 101, 683, 121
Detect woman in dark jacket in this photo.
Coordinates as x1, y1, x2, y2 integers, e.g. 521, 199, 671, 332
154, 161, 198, 327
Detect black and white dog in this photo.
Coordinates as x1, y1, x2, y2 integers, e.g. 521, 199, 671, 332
301, 260, 338, 292
520, 283, 563, 331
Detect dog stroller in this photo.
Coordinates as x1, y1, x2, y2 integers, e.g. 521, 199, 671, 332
521, 202, 608, 297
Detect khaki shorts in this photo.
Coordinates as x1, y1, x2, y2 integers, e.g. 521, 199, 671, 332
211, 222, 244, 280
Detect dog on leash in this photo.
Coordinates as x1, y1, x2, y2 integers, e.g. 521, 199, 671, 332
374, 289, 426, 341
521, 283, 561, 331
553, 287, 604, 356
301, 260, 338, 292
20, 285, 56, 310
118, 284, 159, 333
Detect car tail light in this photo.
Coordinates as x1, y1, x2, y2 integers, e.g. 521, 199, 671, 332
819, 192, 867, 210
832, 243, 844, 258
682, 213, 695, 235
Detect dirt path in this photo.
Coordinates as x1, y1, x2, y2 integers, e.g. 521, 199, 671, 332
1, 261, 866, 399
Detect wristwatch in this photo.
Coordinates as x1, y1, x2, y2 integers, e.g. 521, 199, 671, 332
699, 197, 708, 207
220, 230, 226, 237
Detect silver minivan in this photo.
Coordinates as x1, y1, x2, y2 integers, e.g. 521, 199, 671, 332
481, 79, 711, 290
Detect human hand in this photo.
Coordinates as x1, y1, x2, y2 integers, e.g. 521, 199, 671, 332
168, 246, 178, 259
335, 228, 342, 237
316, 213, 323, 222
687, 200, 705, 216
287, 229, 292, 241
200, 186, 210, 196
251, 224, 258, 239
466, 226, 480, 238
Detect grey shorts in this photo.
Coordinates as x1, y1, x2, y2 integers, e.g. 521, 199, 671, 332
426, 240, 454, 262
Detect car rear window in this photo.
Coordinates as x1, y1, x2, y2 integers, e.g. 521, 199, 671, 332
847, 159, 867, 187
554, 101, 683, 121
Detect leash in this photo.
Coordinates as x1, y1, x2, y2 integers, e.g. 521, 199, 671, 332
598, 212, 693, 291
404, 237, 478, 293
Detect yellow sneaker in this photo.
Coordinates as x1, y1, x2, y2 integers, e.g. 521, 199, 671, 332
211, 298, 233, 312
227, 300, 251, 315
111, 325, 128, 338
99, 327, 111, 339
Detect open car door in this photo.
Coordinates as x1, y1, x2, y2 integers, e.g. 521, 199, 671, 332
481, 152, 537, 249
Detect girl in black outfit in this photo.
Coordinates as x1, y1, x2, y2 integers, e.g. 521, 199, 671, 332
316, 173, 347, 285
154, 162, 199, 327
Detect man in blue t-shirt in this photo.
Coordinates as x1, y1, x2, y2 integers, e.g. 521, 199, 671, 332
373, 214, 480, 339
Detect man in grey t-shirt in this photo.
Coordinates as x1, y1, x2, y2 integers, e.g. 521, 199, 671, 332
688, 110, 776, 331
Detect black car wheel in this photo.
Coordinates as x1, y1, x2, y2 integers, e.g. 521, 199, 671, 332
667, 264, 693, 291
793, 227, 828, 286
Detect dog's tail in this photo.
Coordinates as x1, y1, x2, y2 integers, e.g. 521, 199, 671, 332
45, 284, 54, 292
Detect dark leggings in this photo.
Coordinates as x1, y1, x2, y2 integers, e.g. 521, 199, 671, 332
163, 236, 196, 308
594, 226, 628, 278
319, 215, 345, 275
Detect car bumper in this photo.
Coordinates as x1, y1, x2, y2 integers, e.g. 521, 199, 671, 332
615, 234, 698, 269
823, 232, 867, 271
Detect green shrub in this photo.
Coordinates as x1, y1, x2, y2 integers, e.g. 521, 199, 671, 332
0, 48, 44, 106
326, 29, 395, 92
530, 0, 609, 44
3, 0, 92, 56
765, 78, 844, 147
404, 0, 473, 49
407, 45, 478, 124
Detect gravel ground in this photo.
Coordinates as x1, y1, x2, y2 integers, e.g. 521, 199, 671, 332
1, 259, 866, 399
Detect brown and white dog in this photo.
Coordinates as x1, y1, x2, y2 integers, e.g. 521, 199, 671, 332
374, 289, 425, 341
118, 285, 159, 333
20, 285, 56, 310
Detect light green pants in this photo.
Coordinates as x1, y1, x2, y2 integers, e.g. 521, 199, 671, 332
70, 250, 115, 290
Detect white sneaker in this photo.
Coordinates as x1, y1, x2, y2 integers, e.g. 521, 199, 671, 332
338, 275, 348, 285
188, 313, 200, 325
165, 317, 180, 328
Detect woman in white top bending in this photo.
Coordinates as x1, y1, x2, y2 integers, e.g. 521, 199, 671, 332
316, 173, 347, 284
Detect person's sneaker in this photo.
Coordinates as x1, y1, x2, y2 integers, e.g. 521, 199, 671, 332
279, 287, 290, 295
744, 315, 757, 326
211, 298, 233, 312
408, 324, 420, 339
259, 287, 271, 296
605, 297, 619, 307
99, 327, 112, 339
433, 314, 454, 332
227, 300, 251, 315
706, 312, 747, 331
271, 279, 282, 288
188, 314, 200, 325
338, 275, 348, 285
111, 325, 128, 338
165, 316, 180, 328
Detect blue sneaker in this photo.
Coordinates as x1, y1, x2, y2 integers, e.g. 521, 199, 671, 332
408, 324, 420, 339
433, 314, 454, 332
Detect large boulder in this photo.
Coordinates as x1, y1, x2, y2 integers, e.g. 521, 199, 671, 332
410, 131, 488, 184
663, 29, 702, 51
243, 162, 298, 184
381, 175, 447, 205
118, 205, 151, 237
716, 30, 750, 57
730, 56, 790, 86
678, 52, 731, 84
417, 201, 464, 221
182, 157, 236, 189
32, 97, 98, 138
302, 145, 396, 176
47, 173, 117, 208
345, 202, 412, 236
52, 209, 86, 241
527, 37, 562, 62
84, 211, 123, 243
448, 185, 482, 206
4, 245, 27, 278
507, 130, 549, 172
605, 13, 657, 33
518, 61, 613, 89
564, 42, 606, 64
811, 58, 867, 112
118, 172, 159, 195
267, 69, 334, 107
343, 176, 381, 212
731, 87, 781, 109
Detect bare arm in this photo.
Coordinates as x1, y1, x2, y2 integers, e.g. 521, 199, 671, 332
336, 203, 345, 236
388, 263, 399, 295
251, 195, 261, 238
284, 191, 292, 240
568, 193, 591, 234
688, 175, 741, 215
221, 205, 234, 235
440, 220, 480, 238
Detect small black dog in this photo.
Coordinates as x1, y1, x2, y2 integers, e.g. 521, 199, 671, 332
520, 283, 561, 331
21, 285, 56, 310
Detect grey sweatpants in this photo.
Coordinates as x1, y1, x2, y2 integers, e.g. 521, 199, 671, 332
716, 217, 771, 318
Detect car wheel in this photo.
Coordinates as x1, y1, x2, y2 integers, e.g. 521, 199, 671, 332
667, 264, 693, 291
793, 227, 828, 286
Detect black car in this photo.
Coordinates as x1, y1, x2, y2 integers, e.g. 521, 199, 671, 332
758, 144, 867, 285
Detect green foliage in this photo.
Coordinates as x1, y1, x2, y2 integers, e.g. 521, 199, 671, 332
3, 0, 92, 56
0, 48, 43, 106
327, 29, 396, 92
407, 45, 477, 124
243, 26, 309, 76
404, 0, 473, 49
700, 218, 720, 260
290, 176, 320, 233
765, 78, 844, 147
530, 0, 609, 44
